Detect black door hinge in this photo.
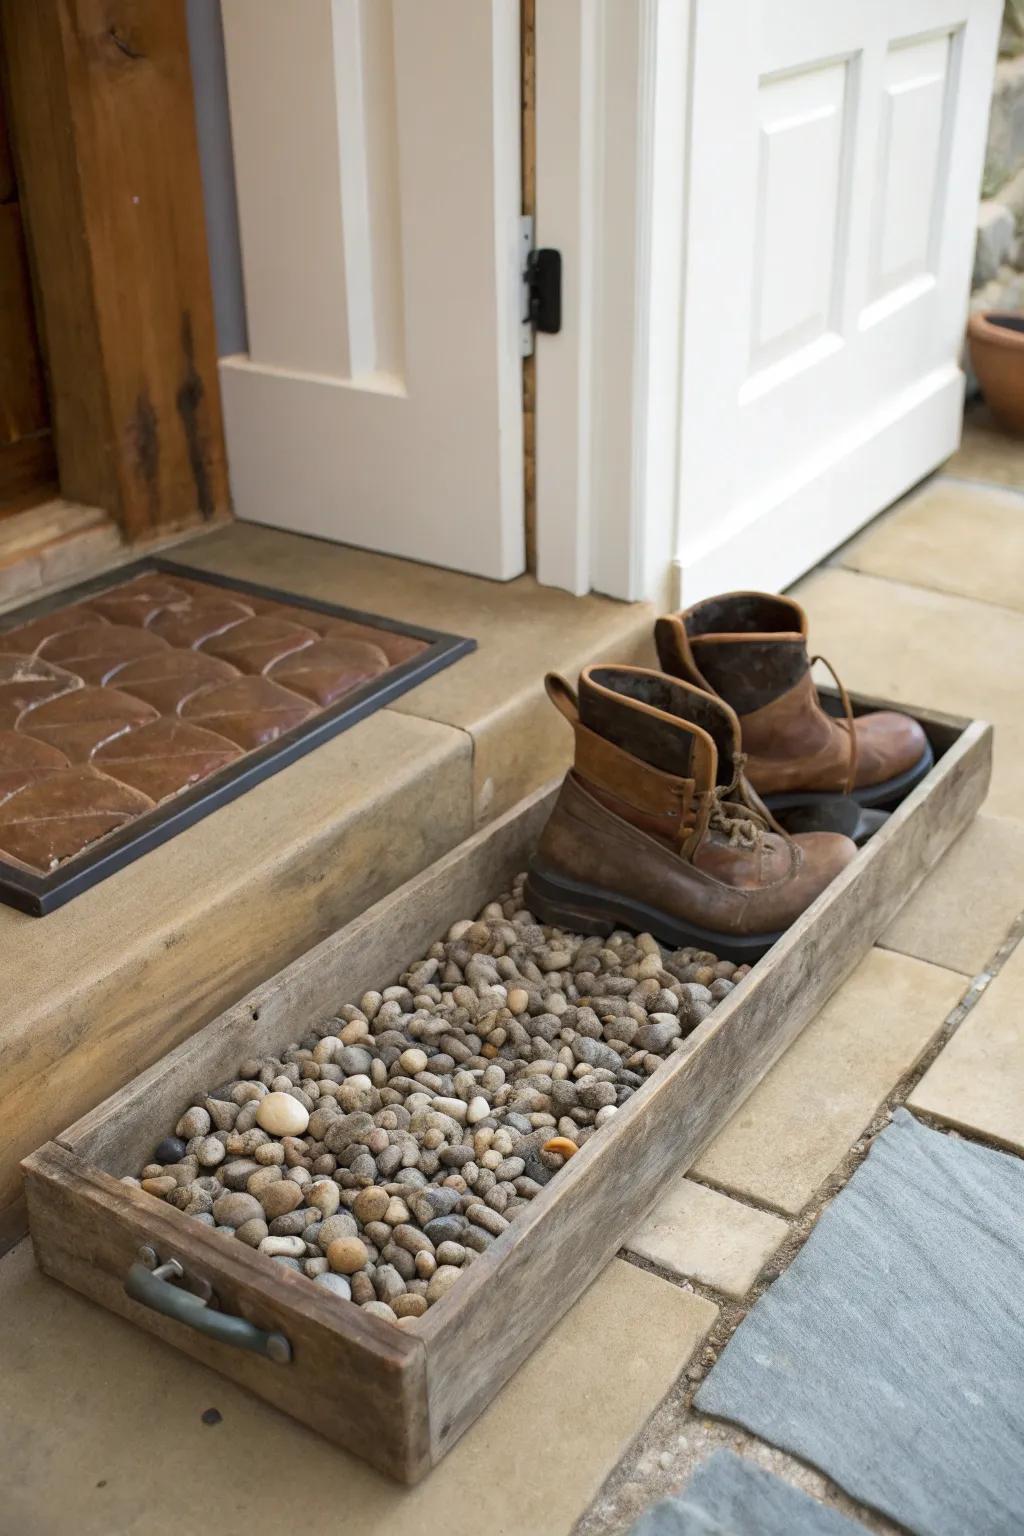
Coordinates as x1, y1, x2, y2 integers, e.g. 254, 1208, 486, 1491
520, 216, 562, 356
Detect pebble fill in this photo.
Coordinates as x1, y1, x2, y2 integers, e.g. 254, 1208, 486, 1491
128, 872, 748, 1326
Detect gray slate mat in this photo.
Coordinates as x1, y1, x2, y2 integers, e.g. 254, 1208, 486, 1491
695, 1109, 1024, 1536
630, 1450, 866, 1535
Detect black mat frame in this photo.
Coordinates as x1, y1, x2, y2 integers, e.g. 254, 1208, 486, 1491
0, 557, 476, 916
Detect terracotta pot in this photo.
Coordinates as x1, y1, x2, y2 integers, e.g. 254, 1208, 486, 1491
967, 310, 1024, 434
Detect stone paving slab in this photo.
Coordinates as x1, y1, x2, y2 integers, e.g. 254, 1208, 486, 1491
691, 949, 965, 1215
0, 1243, 717, 1536
626, 1177, 789, 1300
630, 1450, 866, 1536
839, 477, 1024, 613
794, 568, 1024, 822
909, 938, 1024, 1153
879, 814, 1024, 975
695, 1111, 1024, 1536
944, 406, 1024, 491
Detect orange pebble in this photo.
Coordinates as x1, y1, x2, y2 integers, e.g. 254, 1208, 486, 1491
542, 1136, 579, 1160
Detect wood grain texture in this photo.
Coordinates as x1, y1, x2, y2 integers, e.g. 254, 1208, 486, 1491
0, 0, 229, 537
23, 1141, 431, 1482
417, 719, 992, 1457
0, 74, 55, 514
31, 702, 992, 1478
0, 77, 13, 202
0, 433, 58, 512
0, 202, 50, 447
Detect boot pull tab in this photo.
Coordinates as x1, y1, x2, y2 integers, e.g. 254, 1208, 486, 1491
655, 613, 711, 693
545, 672, 580, 726
654, 614, 688, 676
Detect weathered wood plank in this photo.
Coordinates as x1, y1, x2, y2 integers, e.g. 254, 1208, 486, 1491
0, 0, 229, 536
23, 1141, 432, 1483
0, 201, 50, 448
0, 77, 14, 203
0, 432, 58, 512
416, 720, 993, 1457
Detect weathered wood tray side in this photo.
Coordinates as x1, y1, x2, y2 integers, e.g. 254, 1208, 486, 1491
23, 699, 992, 1483
22, 1142, 431, 1483
418, 716, 992, 1457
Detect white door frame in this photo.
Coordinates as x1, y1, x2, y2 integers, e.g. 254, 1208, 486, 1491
534, 0, 1000, 605
534, 0, 685, 605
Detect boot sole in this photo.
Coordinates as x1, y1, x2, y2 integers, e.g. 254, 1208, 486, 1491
762, 740, 934, 816
523, 866, 785, 963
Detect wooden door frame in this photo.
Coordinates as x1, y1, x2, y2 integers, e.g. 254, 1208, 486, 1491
0, 0, 230, 542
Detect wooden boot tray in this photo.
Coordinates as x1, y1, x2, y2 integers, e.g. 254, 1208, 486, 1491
22, 691, 992, 1483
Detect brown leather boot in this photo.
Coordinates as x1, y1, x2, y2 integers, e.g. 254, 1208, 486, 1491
655, 592, 932, 811
524, 665, 857, 961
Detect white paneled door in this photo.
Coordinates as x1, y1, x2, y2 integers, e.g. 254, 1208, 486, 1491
675, 0, 1001, 600
218, 0, 524, 581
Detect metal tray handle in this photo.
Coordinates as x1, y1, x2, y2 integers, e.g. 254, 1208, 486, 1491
125, 1255, 292, 1363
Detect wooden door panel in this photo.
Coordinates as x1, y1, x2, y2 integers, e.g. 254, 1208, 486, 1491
0, 202, 50, 445
0, 67, 56, 513
0, 73, 12, 201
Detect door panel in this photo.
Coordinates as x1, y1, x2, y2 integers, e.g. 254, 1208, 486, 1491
0, 74, 56, 515
219, 0, 524, 581
677, 0, 1000, 601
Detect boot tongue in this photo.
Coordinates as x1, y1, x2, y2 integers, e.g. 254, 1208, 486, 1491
579, 666, 739, 786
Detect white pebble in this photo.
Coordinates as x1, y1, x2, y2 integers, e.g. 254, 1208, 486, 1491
195, 1136, 226, 1167
259, 1235, 306, 1258
362, 1300, 399, 1323
466, 1096, 491, 1124
596, 1104, 619, 1125
432, 1096, 468, 1123
255, 1092, 310, 1137
399, 1048, 429, 1076
426, 1265, 462, 1304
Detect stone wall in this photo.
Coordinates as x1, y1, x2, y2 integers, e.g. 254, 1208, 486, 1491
972, 10, 1024, 315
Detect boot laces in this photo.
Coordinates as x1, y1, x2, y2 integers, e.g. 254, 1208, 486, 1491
707, 752, 769, 849
810, 654, 859, 795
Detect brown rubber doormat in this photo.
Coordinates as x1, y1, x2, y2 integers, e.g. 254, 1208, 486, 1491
0, 558, 474, 915
695, 1110, 1024, 1536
